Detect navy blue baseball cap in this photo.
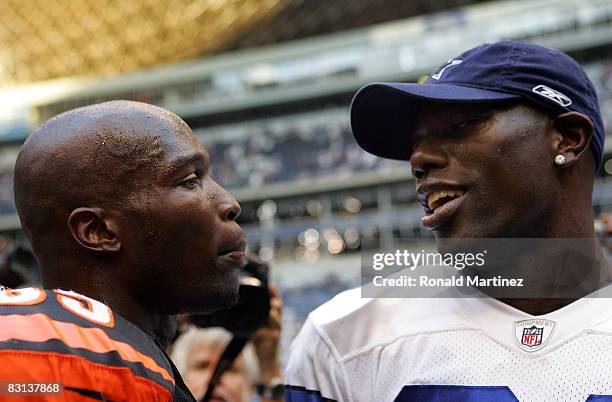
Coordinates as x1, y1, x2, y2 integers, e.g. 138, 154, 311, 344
350, 40, 604, 170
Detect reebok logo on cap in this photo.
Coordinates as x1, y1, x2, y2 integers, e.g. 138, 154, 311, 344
532, 85, 572, 107
431, 59, 463, 80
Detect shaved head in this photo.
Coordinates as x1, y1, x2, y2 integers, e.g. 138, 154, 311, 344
14, 101, 190, 268
14, 99, 244, 330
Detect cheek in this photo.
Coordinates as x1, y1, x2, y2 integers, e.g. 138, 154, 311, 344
224, 373, 246, 399
155, 194, 219, 246
133, 195, 221, 281
470, 126, 528, 165
185, 371, 208, 398
468, 124, 551, 188
463, 127, 556, 227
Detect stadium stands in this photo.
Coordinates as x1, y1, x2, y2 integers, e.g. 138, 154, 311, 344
200, 113, 399, 189
0, 57, 612, 219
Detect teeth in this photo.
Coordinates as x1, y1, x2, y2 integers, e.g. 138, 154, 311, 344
427, 190, 465, 210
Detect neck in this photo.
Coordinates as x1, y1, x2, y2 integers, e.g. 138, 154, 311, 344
481, 193, 606, 315
498, 298, 580, 315
543, 196, 596, 239
485, 236, 611, 315
42, 270, 157, 334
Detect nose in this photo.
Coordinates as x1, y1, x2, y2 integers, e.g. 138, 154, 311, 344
219, 194, 241, 221
211, 178, 242, 221
410, 141, 449, 180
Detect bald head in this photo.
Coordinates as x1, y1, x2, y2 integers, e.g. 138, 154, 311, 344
14, 100, 193, 266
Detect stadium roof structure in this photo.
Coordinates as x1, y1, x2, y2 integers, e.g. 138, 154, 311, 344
0, 0, 487, 86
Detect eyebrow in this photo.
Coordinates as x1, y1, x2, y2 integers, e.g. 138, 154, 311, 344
413, 108, 494, 141
168, 151, 210, 172
444, 106, 494, 120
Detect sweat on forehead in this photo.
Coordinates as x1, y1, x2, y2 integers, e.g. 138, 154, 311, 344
14, 101, 194, 240
22, 101, 198, 176
29, 100, 187, 149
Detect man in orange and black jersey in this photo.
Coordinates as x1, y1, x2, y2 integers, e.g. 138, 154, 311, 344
0, 288, 178, 401
0, 101, 246, 401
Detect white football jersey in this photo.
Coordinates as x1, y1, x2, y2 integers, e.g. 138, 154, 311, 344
285, 286, 612, 402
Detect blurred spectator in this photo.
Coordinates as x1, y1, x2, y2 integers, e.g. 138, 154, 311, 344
171, 286, 284, 402
597, 212, 612, 235
596, 212, 612, 256
172, 327, 261, 402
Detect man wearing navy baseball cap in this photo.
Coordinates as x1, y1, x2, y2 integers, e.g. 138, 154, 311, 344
285, 41, 612, 402
352, 40, 604, 170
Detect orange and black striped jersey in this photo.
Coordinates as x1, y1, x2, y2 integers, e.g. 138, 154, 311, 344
0, 287, 195, 401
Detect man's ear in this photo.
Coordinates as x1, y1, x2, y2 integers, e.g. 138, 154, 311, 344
551, 112, 594, 167
67, 208, 122, 253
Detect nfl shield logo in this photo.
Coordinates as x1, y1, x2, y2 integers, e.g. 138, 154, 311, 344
521, 325, 543, 347
514, 319, 555, 352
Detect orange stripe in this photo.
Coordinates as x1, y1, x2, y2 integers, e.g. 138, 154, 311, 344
0, 313, 174, 385
0, 349, 172, 402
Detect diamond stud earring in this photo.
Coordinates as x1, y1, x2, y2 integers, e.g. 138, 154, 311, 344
555, 154, 566, 165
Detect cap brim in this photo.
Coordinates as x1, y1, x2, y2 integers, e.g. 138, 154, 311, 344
350, 82, 521, 160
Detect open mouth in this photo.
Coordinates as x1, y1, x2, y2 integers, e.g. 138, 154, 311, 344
426, 190, 466, 213
418, 186, 467, 231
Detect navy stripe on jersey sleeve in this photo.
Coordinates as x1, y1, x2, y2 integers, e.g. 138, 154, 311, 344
394, 385, 519, 402
285, 385, 337, 402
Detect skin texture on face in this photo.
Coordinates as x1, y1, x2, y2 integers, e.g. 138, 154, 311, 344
14, 100, 245, 332
124, 118, 245, 315
410, 102, 594, 239
184, 346, 251, 402
409, 101, 609, 313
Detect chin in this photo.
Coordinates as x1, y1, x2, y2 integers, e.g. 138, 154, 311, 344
435, 225, 490, 255
208, 285, 241, 312
152, 281, 240, 315
187, 282, 240, 315
433, 221, 465, 245
435, 213, 499, 239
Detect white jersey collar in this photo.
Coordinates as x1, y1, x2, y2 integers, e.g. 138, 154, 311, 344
454, 285, 612, 355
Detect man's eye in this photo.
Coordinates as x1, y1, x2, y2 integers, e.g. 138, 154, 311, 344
452, 116, 488, 131
453, 121, 471, 130
180, 173, 200, 188
195, 360, 211, 370
452, 119, 476, 130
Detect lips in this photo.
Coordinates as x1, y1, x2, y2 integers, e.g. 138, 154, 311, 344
417, 183, 467, 231
217, 235, 247, 269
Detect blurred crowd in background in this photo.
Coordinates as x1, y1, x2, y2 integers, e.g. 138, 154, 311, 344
203, 119, 389, 189
0, 59, 610, 212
